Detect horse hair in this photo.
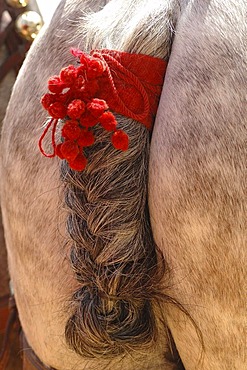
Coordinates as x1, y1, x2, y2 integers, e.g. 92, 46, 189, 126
62, 0, 179, 358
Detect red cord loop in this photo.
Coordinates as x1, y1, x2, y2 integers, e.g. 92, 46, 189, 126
38, 119, 58, 158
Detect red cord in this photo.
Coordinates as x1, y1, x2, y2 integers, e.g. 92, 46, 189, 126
38, 118, 58, 158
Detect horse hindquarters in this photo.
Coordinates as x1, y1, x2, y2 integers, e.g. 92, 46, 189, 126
149, 1, 247, 369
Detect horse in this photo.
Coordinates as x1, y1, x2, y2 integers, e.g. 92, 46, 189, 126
0, 0, 246, 369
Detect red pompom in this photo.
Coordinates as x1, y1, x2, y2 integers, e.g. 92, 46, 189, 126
81, 79, 99, 99
77, 65, 87, 76
77, 129, 95, 147
80, 111, 98, 128
48, 76, 65, 94
73, 75, 85, 90
69, 153, 88, 171
41, 93, 56, 109
60, 65, 78, 86
48, 102, 67, 119
55, 143, 65, 159
99, 111, 117, 131
80, 53, 91, 69
87, 58, 105, 79
60, 140, 79, 161
54, 91, 70, 104
87, 98, 108, 118
62, 120, 81, 140
111, 130, 129, 151
67, 99, 86, 119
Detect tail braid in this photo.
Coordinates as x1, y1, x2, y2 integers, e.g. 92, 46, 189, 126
62, 120, 165, 358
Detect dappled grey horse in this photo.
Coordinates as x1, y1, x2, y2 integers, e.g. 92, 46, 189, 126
0, 0, 246, 369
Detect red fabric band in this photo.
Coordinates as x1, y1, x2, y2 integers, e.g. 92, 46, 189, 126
89, 49, 167, 129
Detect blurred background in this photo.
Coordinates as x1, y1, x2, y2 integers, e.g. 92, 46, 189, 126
37, 0, 60, 22
0, 0, 61, 123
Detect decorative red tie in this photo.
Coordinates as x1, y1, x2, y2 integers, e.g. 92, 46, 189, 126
39, 48, 167, 171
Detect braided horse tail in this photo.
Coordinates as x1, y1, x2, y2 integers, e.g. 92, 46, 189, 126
63, 0, 179, 358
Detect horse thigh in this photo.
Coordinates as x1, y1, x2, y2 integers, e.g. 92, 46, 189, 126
149, 1, 246, 369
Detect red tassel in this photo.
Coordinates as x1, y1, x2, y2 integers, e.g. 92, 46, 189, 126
41, 93, 56, 109
48, 102, 67, 119
55, 143, 65, 159
111, 130, 129, 151
99, 111, 117, 131
77, 129, 95, 147
73, 76, 85, 90
82, 80, 99, 99
79, 111, 98, 128
38, 118, 59, 158
87, 58, 106, 79
87, 98, 108, 118
55, 92, 71, 104
60, 141, 79, 161
48, 76, 65, 94
62, 120, 81, 140
79, 53, 91, 68
69, 153, 88, 171
60, 65, 78, 85
67, 99, 86, 120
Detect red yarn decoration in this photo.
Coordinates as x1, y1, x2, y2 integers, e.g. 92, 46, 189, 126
99, 112, 117, 131
55, 143, 65, 159
39, 48, 167, 171
77, 130, 95, 147
111, 130, 129, 151
48, 102, 67, 119
41, 93, 56, 109
62, 120, 81, 140
79, 111, 99, 128
87, 99, 109, 118
67, 99, 86, 120
87, 59, 106, 79
60, 141, 79, 161
69, 153, 88, 171
48, 76, 65, 94
60, 65, 78, 85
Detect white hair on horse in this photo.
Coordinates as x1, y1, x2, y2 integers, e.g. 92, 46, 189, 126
76, 0, 177, 58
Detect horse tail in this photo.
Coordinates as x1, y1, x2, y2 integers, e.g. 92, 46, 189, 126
63, 0, 179, 358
